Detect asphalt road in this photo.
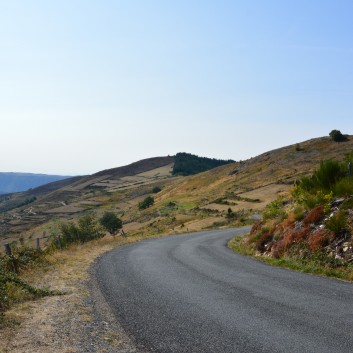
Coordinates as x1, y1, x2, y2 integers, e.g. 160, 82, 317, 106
95, 228, 353, 353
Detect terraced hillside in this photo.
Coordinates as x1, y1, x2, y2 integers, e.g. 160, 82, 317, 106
1, 136, 352, 250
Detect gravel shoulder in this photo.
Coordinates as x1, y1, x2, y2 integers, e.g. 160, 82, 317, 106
0, 236, 146, 353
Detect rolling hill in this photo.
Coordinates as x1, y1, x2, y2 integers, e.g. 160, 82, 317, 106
0, 136, 352, 249
0, 172, 72, 195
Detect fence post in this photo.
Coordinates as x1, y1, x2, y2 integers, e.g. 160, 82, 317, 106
348, 162, 352, 177
36, 238, 41, 251
57, 235, 62, 250
4, 243, 17, 273
4, 243, 11, 257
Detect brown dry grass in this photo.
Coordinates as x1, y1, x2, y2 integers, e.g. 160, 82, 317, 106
0, 205, 228, 352
0, 233, 166, 352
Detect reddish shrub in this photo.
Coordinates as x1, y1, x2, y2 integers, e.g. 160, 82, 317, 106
308, 229, 330, 251
272, 240, 285, 258
303, 205, 324, 226
281, 216, 296, 229
250, 220, 263, 235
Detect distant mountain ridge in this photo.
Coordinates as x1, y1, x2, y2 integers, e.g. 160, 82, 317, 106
0, 172, 72, 194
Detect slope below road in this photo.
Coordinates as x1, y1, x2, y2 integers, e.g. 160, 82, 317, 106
95, 228, 353, 353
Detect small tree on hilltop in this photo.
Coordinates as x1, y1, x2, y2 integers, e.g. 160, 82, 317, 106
329, 130, 347, 142
100, 212, 122, 236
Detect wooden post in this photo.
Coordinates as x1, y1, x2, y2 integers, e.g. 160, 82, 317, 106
4, 243, 11, 257
4, 244, 17, 273
36, 238, 41, 251
349, 162, 352, 177
57, 235, 62, 250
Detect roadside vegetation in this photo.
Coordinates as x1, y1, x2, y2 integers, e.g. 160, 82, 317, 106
0, 212, 123, 323
232, 151, 353, 281
2, 134, 353, 332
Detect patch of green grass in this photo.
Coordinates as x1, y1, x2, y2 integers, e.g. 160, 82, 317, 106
228, 235, 353, 281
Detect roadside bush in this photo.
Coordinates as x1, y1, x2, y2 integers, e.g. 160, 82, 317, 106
325, 211, 347, 235
250, 220, 263, 235
293, 206, 305, 221
100, 212, 122, 236
54, 214, 104, 248
341, 197, 353, 210
0, 265, 52, 315
303, 205, 324, 225
308, 229, 330, 251
313, 160, 343, 191
262, 199, 286, 221
334, 178, 353, 197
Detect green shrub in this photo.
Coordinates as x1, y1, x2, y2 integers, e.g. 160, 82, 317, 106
293, 205, 305, 221
313, 160, 343, 190
262, 199, 286, 221
295, 143, 302, 151
341, 198, 353, 210
325, 211, 347, 235
334, 178, 353, 196
100, 212, 122, 236
0, 267, 52, 314
55, 214, 103, 248
226, 208, 235, 220
138, 196, 154, 210
152, 186, 162, 193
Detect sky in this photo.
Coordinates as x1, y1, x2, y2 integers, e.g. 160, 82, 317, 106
1, 0, 352, 175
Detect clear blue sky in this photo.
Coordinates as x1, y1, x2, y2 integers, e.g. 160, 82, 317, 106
1, 0, 352, 175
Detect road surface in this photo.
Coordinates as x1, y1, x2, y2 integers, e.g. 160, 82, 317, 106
95, 228, 353, 353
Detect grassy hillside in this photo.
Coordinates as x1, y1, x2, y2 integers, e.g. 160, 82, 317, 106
1, 135, 353, 344
1, 136, 352, 251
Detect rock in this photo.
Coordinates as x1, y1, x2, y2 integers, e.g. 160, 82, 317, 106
332, 198, 345, 207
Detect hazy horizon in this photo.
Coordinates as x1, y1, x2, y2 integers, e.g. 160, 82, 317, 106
1, 1, 352, 175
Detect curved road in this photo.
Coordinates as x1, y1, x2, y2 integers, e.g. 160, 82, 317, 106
95, 228, 353, 353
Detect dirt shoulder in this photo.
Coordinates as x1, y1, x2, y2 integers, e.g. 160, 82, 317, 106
0, 236, 150, 353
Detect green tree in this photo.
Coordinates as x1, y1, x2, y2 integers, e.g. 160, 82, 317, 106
329, 130, 347, 142
226, 207, 234, 220
100, 212, 122, 236
139, 196, 154, 210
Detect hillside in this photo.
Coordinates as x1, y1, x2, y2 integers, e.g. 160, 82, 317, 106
0, 156, 176, 238
0, 172, 72, 194
1, 136, 352, 250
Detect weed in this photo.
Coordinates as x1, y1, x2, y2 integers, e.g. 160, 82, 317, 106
293, 205, 305, 221
334, 178, 353, 196
325, 211, 347, 235
262, 198, 286, 221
